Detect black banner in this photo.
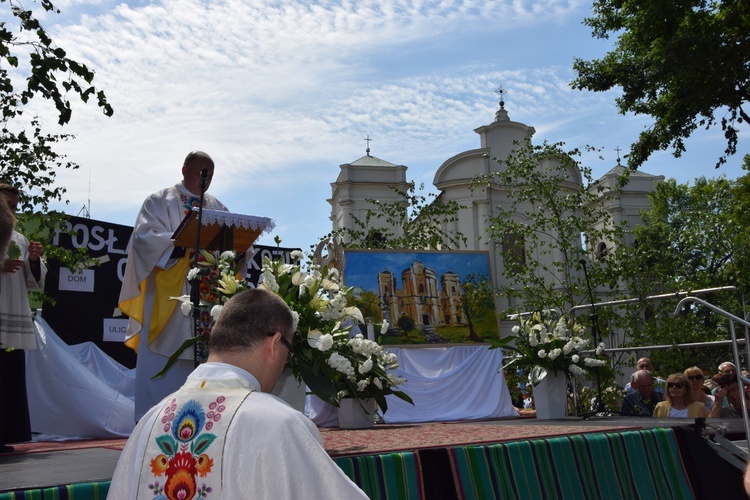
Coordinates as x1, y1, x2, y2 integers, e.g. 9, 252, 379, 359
41, 215, 299, 368
42, 216, 135, 367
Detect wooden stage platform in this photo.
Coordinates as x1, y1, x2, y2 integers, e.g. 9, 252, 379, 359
1, 416, 747, 499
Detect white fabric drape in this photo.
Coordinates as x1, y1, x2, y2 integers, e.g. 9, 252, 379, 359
306, 345, 517, 425
26, 316, 135, 439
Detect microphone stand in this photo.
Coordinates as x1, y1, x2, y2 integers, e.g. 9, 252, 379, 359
579, 259, 616, 419
190, 168, 209, 368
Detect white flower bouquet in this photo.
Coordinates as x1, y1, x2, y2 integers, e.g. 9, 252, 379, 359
492, 311, 609, 385
259, 245, 412, 413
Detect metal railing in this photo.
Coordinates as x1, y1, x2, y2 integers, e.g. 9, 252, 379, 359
673, 296, 750, 442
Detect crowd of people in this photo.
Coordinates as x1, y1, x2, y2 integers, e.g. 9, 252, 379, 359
510, 356, 750, 420
619, 357, 749, 419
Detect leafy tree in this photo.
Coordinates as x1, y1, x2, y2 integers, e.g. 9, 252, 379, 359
459, 272, 495, 341
349, 289, 381, 324
728, 155, 750, 294
397, 314, 414, 335
473, 137, 638, 400
325, 182, 467, 250
572, 0, 750, 169
472, 137, 629, 314
620, 175, 745, 372
1, 0, 113, 282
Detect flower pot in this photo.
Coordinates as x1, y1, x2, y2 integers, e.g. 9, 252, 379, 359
271, 368, 306, 413
533, 370, 568, 419
338, 398, 375, 429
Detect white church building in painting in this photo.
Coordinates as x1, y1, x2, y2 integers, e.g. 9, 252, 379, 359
328, 97, 664, 333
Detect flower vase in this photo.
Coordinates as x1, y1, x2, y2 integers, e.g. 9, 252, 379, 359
338, 398, 375, 429
533, 370, 568, 419
271, 368, 306, 413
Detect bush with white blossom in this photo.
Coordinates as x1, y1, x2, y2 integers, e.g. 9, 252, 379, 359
493, 310, 610, 385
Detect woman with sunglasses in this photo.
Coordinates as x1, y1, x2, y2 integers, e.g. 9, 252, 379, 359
653, 373, 709, 418
683, 366, 715, 411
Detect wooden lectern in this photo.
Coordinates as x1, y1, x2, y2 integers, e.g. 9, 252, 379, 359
172, 208, 275, 253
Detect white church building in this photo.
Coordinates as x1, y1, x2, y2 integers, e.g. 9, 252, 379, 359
328, 98, 665, 334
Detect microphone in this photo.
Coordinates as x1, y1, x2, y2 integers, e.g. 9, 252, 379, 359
200, 168, 208, 180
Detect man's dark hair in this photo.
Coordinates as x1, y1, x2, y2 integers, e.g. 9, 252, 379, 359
209, 288, 294, 353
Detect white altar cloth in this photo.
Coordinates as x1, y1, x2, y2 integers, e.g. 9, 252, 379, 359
306, 345, 517, 425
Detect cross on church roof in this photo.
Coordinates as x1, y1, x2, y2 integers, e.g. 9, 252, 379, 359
364, 135, 373, 156
495, 85, 506, 109
614, 146, 622, 165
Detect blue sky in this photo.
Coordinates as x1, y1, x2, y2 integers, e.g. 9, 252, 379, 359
13, 0, 748, 251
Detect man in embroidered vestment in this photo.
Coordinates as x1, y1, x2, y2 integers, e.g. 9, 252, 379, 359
119, 151, 229, 421
109, 288, 368, 499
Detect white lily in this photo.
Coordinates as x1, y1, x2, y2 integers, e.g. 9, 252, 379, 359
345, 306, 364, 324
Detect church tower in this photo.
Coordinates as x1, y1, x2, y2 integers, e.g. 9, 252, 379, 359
589, 159, 664, 257
328, 140, 410, 244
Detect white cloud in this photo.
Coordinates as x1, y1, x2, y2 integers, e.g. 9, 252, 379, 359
7, 0, 746, 250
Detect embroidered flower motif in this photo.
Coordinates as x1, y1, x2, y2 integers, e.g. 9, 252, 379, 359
165, 452, 198, 500
172, 400, 205, 443
148, 397, 221, 499
150, 454, 169, 476
196, 454, 214, 477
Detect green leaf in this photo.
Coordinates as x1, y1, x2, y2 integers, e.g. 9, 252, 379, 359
151, 336, 204, 380
297, 357, 338, 406
7, 241, 21, 259
156, 435, 177, 456
191, 433, 216, 455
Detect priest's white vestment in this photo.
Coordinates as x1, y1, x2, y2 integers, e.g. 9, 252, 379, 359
108, 363, 368, 499
118, 183, 228, 421
0, 231, 46, 347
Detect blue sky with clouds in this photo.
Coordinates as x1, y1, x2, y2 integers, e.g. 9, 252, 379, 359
14, 0, 747, 251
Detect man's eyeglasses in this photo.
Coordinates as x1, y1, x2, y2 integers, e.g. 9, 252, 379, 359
268, 332, 294, 360
687, 375, 703, 381
667, 382, 684, 389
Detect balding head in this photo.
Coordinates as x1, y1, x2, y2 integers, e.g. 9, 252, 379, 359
719, 361, 737, 374
181, 151, 215, 195
633, 369, 655, 398
636, 357, 654, 372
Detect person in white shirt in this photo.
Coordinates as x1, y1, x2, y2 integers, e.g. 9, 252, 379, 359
109, 288, 368, 499
0, 184, 46, 453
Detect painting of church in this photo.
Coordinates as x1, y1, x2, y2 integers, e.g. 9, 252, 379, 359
344, 250, 498, 344
377, 261, 463, 329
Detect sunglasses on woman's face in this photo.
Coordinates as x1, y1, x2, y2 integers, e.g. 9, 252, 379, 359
687, 375, 703, 381
667, 382, 684, 389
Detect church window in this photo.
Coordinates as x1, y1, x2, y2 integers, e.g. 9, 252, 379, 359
596, 242, 608, 259
502, 231, 526, 271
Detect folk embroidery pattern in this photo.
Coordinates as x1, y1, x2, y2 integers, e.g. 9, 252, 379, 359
179, 193, 206, 216
145, 395, 230, 499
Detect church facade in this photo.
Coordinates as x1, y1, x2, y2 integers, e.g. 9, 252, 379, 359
328, 99, 664, 334
377, 261, 463, 330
